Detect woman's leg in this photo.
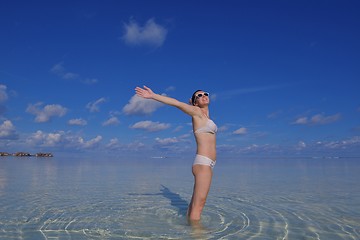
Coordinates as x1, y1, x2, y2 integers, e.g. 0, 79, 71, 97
188, 165, 213, 221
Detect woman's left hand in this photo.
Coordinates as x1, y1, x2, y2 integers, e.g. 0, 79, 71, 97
135, 85, 155, 99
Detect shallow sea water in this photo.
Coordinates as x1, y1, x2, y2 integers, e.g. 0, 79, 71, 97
0, 156, 359, 239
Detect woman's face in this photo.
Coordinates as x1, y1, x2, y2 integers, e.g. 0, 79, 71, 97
194, 91, 210, 106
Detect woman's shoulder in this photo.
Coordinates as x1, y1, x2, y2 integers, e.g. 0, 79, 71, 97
192, 109, 209, 121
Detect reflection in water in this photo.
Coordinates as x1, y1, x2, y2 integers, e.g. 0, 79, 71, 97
0, 168, 7, 197
159, 185, 209, 239
0, 157, 359, 239
159, 185, 189, 216
188, 218, 210, 240
129, 185, 189, 216
134, 185, 211, 239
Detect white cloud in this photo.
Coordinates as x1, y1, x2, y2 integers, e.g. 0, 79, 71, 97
50, 62, 79, 80
216, 135, 360, 156
27, 130, 102, 149
218, 125, 229, 132
105, 138, 146, 151
0, 120, 19, 140
267, 110, 283, 119
217, 143, 283, 155
0, 85, 9, 116
290, 136, 360, 156
310, 113, 341, 124
210, 93, 217, 102
130, 120, 170, 132
173, 126, 183, 132
63, 72, 79, 80
165, 86, 176, 92
292, 113, 341, 125
102, 117, 120, 126
68, 118, 87, 126
106, 138, 121, 150
50, 62, 65, 74
79, 135, 102, 149
43, 132, 62, 146
82, 78, 98, 85
27, 130, 65, 147
155, 137, 179, 145
123, 95, 163, 115
26, 102, 67, 123
86, 97, 107, 112
122, 18, 167, 47
296, 141, 306, 150
293, 117, 308, 125
233, 127, 247, 135
0, 85, 8, 103
319, 136, 360, 149
50, 62, 98, 84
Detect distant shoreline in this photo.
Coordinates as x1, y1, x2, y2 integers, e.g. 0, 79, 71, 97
0, 152, 53, 157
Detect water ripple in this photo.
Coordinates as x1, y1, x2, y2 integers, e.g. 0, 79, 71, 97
1, 190, 360, 239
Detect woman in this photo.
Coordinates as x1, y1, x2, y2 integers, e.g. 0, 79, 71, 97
135, 85, 217, 221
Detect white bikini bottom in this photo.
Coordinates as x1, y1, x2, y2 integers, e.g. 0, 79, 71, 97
193, 154, 216, 169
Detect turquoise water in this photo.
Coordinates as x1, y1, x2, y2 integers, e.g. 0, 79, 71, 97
0, 156, 359, 239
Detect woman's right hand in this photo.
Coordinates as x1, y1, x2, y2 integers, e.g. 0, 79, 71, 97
135, 85, 155, 99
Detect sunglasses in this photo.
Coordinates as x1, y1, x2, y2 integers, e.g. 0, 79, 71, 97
195, 92, 209, 99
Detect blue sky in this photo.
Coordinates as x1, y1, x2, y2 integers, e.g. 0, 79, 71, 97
1, 0, 359, 158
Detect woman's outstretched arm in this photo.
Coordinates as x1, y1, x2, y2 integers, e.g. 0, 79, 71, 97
135, 86, 199, 117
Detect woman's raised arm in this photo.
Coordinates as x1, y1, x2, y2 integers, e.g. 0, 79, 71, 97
135, 86, 200, 117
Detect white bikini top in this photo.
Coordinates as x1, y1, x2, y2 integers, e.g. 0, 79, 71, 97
194, 119, 218, 134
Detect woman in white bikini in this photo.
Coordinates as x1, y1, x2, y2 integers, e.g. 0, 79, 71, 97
135, 86, 217, 222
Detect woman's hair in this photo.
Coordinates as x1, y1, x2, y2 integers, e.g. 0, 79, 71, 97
191, 89, 204, 105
